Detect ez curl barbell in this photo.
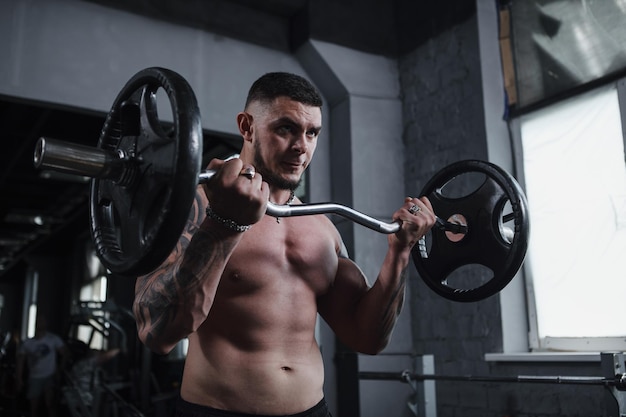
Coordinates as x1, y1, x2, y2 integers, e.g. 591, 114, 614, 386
32, 67, 530, 302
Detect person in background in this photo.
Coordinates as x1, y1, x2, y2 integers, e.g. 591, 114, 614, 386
16, 316, 67, 417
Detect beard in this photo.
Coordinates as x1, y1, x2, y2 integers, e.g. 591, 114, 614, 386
253, 142, 302, 192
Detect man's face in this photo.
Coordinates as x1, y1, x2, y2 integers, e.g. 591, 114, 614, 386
248, 97, 322, 191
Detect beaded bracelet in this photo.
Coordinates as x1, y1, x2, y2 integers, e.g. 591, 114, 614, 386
205, 206, 251, 232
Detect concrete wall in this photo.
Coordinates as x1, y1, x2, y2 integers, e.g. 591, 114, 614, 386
0, 0, 306, 134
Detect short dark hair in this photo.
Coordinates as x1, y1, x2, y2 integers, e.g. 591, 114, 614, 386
245, 72, 323, 109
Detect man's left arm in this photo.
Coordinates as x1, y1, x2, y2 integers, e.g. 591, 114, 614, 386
317, 244, 411, 354
317, 197, 435, 354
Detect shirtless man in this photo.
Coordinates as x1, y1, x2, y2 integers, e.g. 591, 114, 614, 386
133, 72, 436, 416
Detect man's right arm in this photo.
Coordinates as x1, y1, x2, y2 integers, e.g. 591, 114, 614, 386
133, 190, 244, 355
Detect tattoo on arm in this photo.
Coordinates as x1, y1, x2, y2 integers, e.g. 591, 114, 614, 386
135, 191, 234, 341
134, 216, 196, 337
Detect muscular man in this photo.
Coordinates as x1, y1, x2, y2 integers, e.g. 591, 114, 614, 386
133, 72, 436, 417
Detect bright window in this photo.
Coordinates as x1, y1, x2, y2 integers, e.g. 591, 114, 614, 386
520, 85, 626, 350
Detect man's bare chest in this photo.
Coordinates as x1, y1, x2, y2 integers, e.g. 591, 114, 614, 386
221, 215, 338, 296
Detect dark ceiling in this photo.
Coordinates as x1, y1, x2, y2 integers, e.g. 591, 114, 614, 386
0, 0, 475, 280
85, 0, 476, 56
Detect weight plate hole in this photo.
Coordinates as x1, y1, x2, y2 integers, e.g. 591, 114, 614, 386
445, 214, 467, 242
153, 87, 176, 139
444, 264, 494, 291
438, 172, 485, 198
497, 200, 515, 245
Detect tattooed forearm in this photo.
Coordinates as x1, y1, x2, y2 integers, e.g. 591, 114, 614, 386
133, 191, 240, 351
143, 271, 181, 338
136, 227, 236, 339
176, 227, 235, 289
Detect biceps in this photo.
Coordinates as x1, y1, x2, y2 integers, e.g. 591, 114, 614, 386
318, 258, 370, 326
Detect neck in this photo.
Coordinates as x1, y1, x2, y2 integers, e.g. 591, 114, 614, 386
269, 189, 295, 206
268, 189, 295, 224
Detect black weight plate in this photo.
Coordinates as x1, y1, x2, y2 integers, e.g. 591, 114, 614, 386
412, 160, 530, 302
90, 67, 202, 276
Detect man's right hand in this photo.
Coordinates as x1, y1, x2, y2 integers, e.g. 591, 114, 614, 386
203, 158, 269, 227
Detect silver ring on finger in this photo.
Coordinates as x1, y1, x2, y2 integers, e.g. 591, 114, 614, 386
240, 166, 256, 179
408, 204, 421, 215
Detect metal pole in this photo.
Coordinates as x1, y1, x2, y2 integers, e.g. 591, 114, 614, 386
359, 371, 620, 387
601, 352, 626, 417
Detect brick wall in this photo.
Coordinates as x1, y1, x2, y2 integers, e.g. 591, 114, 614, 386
399, 11, 617, 417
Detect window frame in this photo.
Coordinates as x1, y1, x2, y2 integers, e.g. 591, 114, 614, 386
511, 78, 626, 353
